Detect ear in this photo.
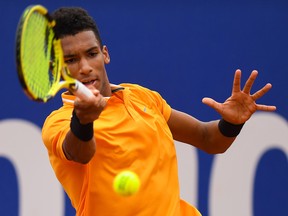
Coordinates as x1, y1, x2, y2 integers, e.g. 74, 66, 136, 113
102, 45, 110, 64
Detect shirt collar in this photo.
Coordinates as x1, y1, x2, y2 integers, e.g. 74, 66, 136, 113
61, 84, 124, 105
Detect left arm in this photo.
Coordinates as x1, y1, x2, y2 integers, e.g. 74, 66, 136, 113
168, 109, 236, 154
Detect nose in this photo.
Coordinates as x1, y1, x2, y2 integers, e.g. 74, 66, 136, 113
79, 57, 93, 75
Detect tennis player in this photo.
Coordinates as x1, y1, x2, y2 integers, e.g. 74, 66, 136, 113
42, 7, 276, 216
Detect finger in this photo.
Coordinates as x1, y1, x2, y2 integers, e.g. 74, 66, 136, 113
74, 96, 92, 109
256, 104, 277, 111
242, 70, 258, 94
74, 99, 79, 108
232, 69, 242, 94
251, 83, 272, 100
91, 88, 100, 95
100, 96, 108, 107
202, 97, 222, 113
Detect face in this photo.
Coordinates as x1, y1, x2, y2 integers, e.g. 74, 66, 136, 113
61, 30, 111, 96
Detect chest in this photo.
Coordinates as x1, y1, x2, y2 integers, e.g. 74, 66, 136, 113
92, 94, 173, 161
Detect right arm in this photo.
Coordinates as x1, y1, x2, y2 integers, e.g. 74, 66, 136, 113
62, 89, 107, 164
63, 130, 96, 164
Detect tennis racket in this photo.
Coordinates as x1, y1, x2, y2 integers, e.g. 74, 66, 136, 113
15, 4, 94, 102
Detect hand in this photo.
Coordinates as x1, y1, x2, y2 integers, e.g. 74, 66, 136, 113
74, 88, 107, 124
202, 69, 277, 124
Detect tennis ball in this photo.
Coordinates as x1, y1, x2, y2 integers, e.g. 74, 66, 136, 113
113, 170, 141, 196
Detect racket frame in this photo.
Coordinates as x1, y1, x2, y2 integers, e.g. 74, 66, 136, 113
16, 5, 94, 102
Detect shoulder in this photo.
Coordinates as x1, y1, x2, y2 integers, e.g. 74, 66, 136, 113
119, 83, 149, 91
119, 83, 172, 120
119, 83, 163, 100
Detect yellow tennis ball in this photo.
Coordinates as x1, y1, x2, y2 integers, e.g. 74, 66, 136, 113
113, 170, 141, 196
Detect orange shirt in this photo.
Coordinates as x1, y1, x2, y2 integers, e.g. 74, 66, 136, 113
42, 83, 201, 216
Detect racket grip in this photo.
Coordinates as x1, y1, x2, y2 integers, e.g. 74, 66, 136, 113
73, 80, 95, 99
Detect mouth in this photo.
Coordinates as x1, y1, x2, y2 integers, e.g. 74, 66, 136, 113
82, 79, 97, 87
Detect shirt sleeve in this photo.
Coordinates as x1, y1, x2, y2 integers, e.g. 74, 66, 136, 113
42, 109, 71, 160
148, 89, 172, 122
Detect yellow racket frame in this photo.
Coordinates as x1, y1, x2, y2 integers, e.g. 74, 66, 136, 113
16, 5, 92, 102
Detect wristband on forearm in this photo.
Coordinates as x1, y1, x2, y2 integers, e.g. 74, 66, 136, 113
70, 110, 94, 141
218, 118, 245, 137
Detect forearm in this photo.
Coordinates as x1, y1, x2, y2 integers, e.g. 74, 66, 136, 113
202, 120, 237, 154
62, 109, 96, 164
63, 130, 96, 164
168, 109, 243, 154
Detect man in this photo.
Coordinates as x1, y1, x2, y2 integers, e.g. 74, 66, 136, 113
42, 7, 276, 216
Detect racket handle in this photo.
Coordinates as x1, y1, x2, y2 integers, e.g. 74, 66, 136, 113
73, 80, 95, 99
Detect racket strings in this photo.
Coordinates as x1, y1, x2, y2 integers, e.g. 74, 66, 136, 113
21, 11, 58, 100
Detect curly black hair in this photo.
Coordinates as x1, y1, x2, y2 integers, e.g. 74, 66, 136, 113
51, 7, 103, 48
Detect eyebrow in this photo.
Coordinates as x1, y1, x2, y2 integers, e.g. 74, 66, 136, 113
64, 46, 100, 58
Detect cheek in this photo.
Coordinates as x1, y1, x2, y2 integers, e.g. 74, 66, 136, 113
66, 65, 79, 78
92, 57, 106, 70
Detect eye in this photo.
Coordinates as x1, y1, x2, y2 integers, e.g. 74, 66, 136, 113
64, 57, 77, 64
88, 50, 98, 58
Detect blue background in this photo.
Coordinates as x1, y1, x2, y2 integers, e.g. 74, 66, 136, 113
0, 0, 287, 215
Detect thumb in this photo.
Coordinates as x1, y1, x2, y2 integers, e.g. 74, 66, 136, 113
202, 97, 219, 110
90, 88, 100, 96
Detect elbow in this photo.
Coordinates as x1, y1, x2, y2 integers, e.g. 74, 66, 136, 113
77, 156, 94, 164
63, 138, 96, 164
76, 144, 96, 164
78, 158, 93, 164
79, 150, 95, 164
